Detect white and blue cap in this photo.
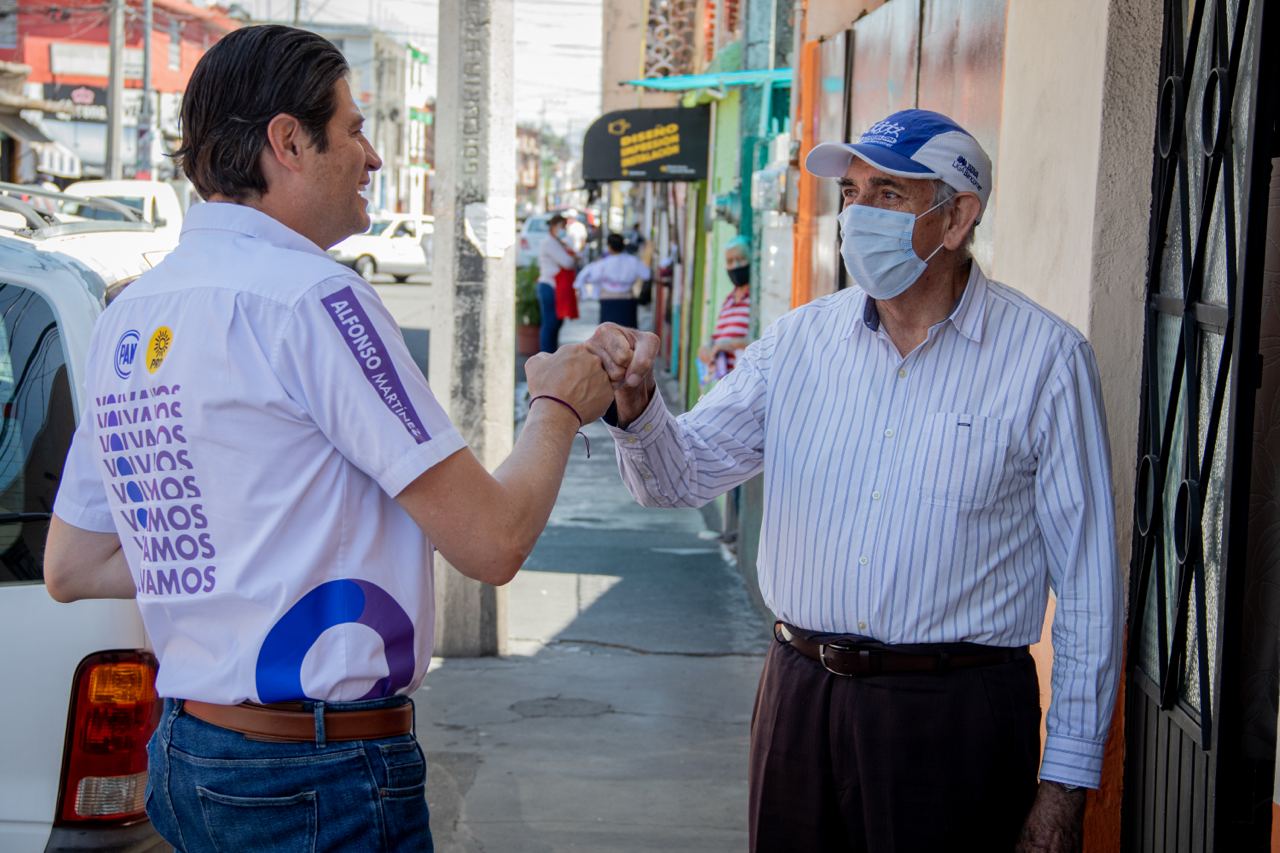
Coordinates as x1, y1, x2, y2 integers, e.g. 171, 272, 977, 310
805, 109, 992, 220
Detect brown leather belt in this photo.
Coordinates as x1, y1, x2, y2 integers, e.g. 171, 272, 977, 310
774, 622, 1027, 677
183, 699, 413, 743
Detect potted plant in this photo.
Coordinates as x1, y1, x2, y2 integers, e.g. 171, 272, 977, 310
515, 263, 542, 356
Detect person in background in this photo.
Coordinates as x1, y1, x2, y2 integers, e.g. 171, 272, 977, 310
698, 236, 752, 381
564, 209, 589, 254
577, 232, 651, 328
585, 108, 1120, 853
624, 220, 646, 255
537, 212, 577, 352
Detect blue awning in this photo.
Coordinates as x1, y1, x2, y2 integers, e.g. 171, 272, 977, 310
624, 68, 792, 92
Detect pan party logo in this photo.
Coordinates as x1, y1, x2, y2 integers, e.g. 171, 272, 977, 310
146, 325, 173, 374
619, 122, 681, 171
607, 118, 631, 136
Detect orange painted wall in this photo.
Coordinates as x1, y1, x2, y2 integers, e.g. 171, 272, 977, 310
789, 39, 821, 308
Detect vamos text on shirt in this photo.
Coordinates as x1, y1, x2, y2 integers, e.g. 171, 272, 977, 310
96, 382, 220, 598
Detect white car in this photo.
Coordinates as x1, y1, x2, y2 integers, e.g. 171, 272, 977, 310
329, 214, 433, 282
516, 212, 552, 268
0, 193, 170, 851
61, 180, 185, 239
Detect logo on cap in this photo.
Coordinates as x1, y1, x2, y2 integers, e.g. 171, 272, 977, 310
951, 155, 983, 191
861, 120, 905, 146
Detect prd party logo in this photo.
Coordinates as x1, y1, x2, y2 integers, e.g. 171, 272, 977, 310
113, 330, 140, 379
255, 579, 416, 703
146, 325, 173, 374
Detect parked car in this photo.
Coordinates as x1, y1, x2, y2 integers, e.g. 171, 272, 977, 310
0, 185, 170, 851
329, 214, 433, 281
62, 180, 185, 238
516, 212, 552, 268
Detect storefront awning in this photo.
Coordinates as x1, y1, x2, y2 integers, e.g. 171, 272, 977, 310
0, 113, 51, 145
623, 68, 792, 92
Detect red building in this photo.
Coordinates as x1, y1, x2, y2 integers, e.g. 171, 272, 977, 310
0, 0, 238, 177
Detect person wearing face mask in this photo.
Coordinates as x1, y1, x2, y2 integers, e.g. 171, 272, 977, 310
583, 109, 1120, 853
697, 236, 753, 381
537, 212, 578, 352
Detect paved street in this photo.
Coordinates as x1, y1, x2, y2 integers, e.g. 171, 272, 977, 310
374, 291, 769, 852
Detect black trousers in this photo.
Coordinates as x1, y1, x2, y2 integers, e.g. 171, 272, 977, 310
749, 639, 1041, 853
598, 297, 638, 328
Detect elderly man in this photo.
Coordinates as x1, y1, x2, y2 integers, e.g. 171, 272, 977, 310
586, 109, 1120, 852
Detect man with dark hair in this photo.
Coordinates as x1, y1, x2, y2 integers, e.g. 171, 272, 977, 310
577, 232, 651, 327
43, 25, 612, 851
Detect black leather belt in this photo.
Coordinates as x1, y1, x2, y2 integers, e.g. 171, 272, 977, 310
774, 621, 1028, 677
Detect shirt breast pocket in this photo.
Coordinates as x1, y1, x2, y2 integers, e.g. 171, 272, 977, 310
916, 412, 1010, 509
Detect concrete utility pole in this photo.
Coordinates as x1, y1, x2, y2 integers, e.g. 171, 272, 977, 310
136, 0, 153, 178
430, 0, 516, 657
105, 0, 125, 179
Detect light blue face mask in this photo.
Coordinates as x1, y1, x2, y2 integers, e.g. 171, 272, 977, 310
837, 199, 947, 300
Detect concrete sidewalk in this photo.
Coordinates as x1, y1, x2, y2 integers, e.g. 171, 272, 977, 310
412, 306, 768, 852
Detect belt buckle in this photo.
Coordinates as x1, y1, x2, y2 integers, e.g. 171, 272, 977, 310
819, 641, 866, 677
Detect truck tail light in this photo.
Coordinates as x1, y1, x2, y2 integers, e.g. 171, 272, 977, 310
520, 237, 529, 250
55, 651, 160, 826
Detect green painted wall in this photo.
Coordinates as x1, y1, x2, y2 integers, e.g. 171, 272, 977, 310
684, 89, 743, 411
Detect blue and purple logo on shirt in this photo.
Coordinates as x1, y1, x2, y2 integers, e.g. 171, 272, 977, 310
255, 579, 416, 703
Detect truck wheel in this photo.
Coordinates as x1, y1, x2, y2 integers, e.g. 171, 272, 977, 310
355, 256, 377, 281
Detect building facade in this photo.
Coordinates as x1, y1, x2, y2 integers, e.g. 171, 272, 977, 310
0, 0, 236, 178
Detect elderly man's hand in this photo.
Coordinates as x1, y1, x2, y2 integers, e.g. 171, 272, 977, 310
584, 323, 659, 427
1015, 782, 1085, 853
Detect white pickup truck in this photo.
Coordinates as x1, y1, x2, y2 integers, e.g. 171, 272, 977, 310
62, 180, 185, 240
0, 185, 169, 852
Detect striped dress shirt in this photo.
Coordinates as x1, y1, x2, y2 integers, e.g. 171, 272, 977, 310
609, 263, 1121, 788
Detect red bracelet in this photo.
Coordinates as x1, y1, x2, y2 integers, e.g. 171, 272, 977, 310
529, 395, 591, 458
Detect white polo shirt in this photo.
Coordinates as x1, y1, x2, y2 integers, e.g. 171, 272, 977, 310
53, 203, 467, 705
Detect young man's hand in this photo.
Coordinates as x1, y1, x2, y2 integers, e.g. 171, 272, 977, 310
525, 343, 614, 423
584, 323, 660, 427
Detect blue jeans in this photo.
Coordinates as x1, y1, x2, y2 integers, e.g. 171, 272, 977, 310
146, 698, 432, 852
537, 281, 561, 352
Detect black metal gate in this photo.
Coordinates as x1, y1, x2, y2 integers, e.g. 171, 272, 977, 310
1122, 0, 1278, 849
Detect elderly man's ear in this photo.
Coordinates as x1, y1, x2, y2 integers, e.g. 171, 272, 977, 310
945, 194, 982, 251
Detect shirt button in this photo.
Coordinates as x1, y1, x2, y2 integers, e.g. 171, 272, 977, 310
898, 368, 908, 379
883, 428, 894, 438
643, 424, 654, 433
627, 437, 639, 445
858, 621, 867, 630
858, 556, 869, 566
871, 490, 881, 501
